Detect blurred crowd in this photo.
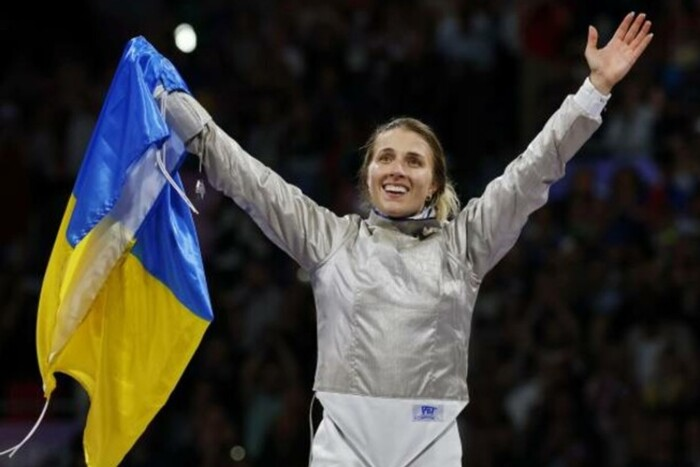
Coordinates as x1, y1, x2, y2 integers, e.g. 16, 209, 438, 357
1, 0, 699, 466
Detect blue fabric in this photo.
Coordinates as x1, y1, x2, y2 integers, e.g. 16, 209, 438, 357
67, 36, 190, 247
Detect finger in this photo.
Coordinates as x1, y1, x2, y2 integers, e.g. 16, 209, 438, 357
632, 33, 654, 60
623, 13, 646, 43
586, 25, 599, 53
630, 21, 652, 49
614, 12, 636, 41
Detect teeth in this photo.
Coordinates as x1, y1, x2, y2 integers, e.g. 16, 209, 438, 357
384, 184, 408, 194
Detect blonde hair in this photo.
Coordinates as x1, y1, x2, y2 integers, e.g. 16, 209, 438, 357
358, 117, 460, 222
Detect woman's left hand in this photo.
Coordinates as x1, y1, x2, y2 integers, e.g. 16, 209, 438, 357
585, 12, 653, 95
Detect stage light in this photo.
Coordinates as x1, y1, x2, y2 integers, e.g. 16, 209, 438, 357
230, 445, 246, 462
174, 23, 197, 53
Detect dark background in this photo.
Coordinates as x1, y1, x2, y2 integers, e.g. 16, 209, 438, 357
1, 1, 699, 466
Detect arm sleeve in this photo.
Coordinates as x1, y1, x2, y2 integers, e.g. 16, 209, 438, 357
445, 80, 605, 278
160, 91, 354, 271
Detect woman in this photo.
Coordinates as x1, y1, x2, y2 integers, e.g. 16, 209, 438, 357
158, 12, 652, 466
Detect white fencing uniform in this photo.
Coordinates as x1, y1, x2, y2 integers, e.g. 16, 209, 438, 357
160, 78, 608, 466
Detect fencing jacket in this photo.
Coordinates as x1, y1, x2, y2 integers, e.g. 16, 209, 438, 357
160, 78, 608, 466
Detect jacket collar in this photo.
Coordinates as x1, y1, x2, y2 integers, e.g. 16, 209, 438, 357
366, 209, 441, 238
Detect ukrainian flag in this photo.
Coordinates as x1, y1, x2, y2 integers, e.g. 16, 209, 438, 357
34, 37, 212, 466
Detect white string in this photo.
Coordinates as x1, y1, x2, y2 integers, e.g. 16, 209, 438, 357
156, 88, 199, 215
308, 393, 317, 466
155, 144, 199, 215
0, 398, 50, 458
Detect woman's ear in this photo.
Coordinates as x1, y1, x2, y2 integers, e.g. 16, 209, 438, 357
429, 183, 438, 198
426, 187, 437, 205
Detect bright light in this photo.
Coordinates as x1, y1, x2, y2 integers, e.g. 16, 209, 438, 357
174, 23, 197, 53
230, 445, 246, 462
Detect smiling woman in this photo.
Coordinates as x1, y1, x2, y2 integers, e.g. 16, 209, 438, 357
358, 117, 461, 221
156, 11, 653, 467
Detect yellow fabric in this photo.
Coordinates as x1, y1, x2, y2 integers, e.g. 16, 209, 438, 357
36, 195, 209, 466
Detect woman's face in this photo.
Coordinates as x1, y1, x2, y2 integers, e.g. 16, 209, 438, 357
367, 127, 437, 218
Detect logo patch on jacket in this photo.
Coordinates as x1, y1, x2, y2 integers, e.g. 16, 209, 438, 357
412, 404, 444, 421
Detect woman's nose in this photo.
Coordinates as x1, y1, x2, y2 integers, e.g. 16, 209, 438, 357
387, 159, 406, 176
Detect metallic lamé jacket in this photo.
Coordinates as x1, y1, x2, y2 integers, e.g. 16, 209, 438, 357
163, 91, 601, 402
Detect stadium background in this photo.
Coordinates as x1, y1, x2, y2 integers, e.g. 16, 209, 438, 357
1, 0, 699, 465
